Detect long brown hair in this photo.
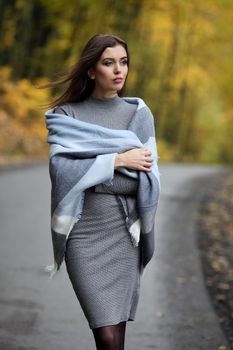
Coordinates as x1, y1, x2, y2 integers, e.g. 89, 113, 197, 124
37, 33, 130, 109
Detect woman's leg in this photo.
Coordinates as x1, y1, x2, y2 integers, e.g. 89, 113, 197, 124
117, 321, 127, 350
92, 321, 127, 350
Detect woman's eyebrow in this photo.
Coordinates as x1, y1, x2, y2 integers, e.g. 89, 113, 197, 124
103, 56, 128, 60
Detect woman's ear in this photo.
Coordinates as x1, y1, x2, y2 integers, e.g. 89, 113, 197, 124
88, 68, 95, 80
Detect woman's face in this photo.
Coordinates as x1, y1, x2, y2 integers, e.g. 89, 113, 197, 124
89, 44, 128, 97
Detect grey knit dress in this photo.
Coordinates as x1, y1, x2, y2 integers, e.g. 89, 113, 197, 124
54, 94, 141, 330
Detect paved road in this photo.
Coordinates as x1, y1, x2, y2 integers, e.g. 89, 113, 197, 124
0, 163, 231, 350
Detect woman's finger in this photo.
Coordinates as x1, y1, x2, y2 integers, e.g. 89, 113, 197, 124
144, 156, 153, 162
145, 149, 152, 155
143, 163, 152, 168
141, 166, 152, 172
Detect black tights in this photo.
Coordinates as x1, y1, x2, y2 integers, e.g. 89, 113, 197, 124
92, 321, 126, 350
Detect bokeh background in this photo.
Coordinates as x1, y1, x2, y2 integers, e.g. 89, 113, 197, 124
0, 0, 232, 165
1, 2, 233, 348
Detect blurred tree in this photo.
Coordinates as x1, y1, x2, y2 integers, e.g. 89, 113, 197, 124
0, 0, 232, 164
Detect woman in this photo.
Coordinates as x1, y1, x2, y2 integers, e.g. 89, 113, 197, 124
43, 33, 160, 350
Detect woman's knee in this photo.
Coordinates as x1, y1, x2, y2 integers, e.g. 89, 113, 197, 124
93, 326, 117, 348
101, 330, 115, 345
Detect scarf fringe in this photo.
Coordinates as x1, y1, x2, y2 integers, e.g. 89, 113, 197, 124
44, 261, 58, 279
128, 218, 141, 247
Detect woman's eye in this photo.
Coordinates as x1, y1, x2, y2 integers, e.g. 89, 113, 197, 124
104, 59, 128, 66
104, 61, 112, 66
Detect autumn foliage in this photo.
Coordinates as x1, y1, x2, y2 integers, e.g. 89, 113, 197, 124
0, 0, 232, 164
0, 67, 49, 163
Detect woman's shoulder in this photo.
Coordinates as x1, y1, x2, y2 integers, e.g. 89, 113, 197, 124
53, 103, 70, 116
53, 102, 82, 118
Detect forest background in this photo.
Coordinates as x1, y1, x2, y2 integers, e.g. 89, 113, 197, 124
0, 0, 232, 165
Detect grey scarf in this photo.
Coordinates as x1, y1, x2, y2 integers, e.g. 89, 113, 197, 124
45, 97, 161, 278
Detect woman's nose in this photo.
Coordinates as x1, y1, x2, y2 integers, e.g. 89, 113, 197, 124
114, 63, 121, 74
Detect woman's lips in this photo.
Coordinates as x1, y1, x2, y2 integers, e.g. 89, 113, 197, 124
113, 78, 123, 84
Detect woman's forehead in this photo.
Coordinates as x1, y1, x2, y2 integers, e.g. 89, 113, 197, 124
101, 45, 127, 59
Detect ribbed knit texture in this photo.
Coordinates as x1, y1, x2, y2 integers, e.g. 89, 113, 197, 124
54, 95, 141, 329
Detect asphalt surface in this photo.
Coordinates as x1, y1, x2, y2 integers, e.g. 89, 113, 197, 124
0, 163, 231, 350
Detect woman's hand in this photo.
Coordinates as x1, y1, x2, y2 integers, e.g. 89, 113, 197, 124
114, 148, 153, 172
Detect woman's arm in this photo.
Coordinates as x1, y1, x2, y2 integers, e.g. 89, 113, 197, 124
114, 148, 153, 172
94, 171, 138, 195
95, 145, 153, 196
95, 105, 158, 196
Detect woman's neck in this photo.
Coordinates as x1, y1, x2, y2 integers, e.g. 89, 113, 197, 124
91, 89, 118, 100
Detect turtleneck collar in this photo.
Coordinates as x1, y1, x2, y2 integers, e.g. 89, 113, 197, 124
88, 94, 122, 106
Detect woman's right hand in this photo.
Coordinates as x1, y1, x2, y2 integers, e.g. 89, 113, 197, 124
114, 148, 153, 172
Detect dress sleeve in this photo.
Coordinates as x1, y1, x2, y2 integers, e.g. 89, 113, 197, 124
94, 171, 138, 195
